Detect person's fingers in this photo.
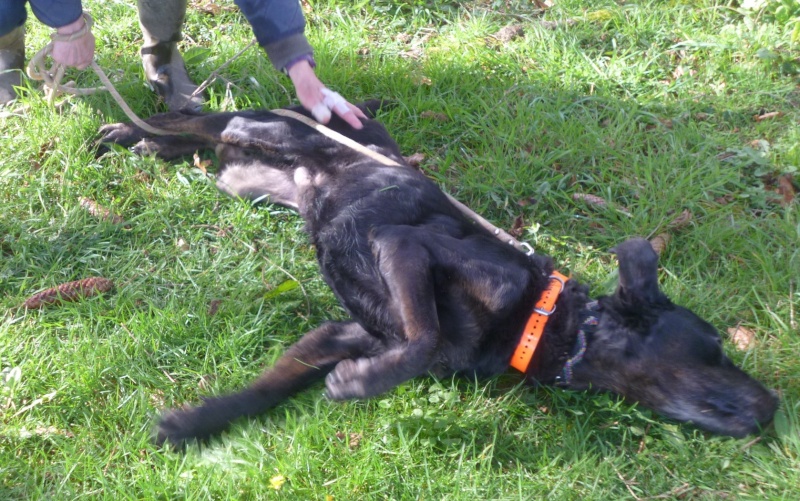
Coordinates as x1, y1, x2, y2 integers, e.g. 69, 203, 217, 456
350, 103, 368, 119
310, 102, 332, 124
335, 106, 364, 129
321, 89, 363, 129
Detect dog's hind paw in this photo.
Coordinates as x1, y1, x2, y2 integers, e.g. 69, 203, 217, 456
97, 122, 148, 147
325, 359, 371, 400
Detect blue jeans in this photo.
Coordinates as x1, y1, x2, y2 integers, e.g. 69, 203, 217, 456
0, 1, 83, 37
0, 1, 27, 37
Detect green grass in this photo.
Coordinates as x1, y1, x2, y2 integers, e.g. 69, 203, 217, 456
2, 0, 799, 498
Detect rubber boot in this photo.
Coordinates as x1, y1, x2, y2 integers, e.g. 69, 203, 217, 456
138, 0, 203, 111
0, 25, 25, 106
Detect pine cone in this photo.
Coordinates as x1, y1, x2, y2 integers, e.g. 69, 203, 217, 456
22, 277, 114, 309
572, 193, 608, 208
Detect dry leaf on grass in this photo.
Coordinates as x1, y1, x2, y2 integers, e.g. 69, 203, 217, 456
491, 25, 525, 43
649, 233, 671, 255
667, 209, 693, 230
404, 152, 426, 169
22, 277, 114, 309
753, 111, 782, 122
207, 299, 223, 316
190, 0, 237, 15
348, 432, 362, 450
775, 174, 797, 207
420, 110, 448, 121
80, 198, 126, 226
198, 374, 216, 391
727, 325, 756, 351
540, 19, 578, 30
193, 152, 213, 175
509, 214, 525, 238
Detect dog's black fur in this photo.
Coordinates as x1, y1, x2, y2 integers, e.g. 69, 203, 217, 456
98, 102, 778, 449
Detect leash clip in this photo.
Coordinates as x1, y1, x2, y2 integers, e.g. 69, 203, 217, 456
520, 241, 534, 256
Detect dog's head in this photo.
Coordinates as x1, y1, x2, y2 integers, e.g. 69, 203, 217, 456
564, 238, 778, 437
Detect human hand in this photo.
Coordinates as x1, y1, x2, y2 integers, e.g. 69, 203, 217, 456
52, 13, 96, 70
287, 60, 366, 129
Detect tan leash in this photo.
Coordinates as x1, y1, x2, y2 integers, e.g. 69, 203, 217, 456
27, 50, 171, 134
26, 23, 533, 256
271, 108, 534, 255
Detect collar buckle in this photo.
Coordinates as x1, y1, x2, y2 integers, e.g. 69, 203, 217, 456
509, 271, 569, 373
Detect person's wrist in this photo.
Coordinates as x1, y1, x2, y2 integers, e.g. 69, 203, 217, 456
285, 54, 316, 78
56, 15, 87, 36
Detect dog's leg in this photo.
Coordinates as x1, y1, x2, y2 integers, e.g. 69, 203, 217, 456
325, 232, 440, 400
155, 321, 381, 449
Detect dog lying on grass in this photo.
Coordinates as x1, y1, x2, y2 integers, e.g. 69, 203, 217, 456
98, 101, 778, 449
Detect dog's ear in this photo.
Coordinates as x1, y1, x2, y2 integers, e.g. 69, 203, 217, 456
610, 238, 665, 304
356, 100, 396, 118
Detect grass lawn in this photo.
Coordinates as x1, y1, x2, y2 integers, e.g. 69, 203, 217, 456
1, 0, 799, 498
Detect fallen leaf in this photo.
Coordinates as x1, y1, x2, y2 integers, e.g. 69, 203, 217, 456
198, 374, 216, 391
649, 233, 671, 255
491, 25, 525, 43
193, 152, 212, 175
727, 325, 756, 351
176, 238, 190, 251
714, 194, 735, 205
401, 48, 424, 59
420, 110, 448, 121
667, 209, 693, 230
411, 75, 432, 86
775, 174, 797, 207
404, 152, 426, 168
348, 432, 362, 450
80, 198, 127, 226
509, 215, 525, 238
190, 0, 236, 15
207, 299, 222, 316
540, 19, 578, 30
753, 111, 782, 122
18, 426, 75, 438
671, 65, 697, 80
749, 139, 770, 153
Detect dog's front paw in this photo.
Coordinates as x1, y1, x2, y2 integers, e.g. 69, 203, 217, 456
325, 359, 370, 400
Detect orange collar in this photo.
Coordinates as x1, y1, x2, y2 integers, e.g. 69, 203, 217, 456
510, 271, 569, 373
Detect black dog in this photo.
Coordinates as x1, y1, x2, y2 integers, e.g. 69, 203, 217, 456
98, 102, 778, 449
